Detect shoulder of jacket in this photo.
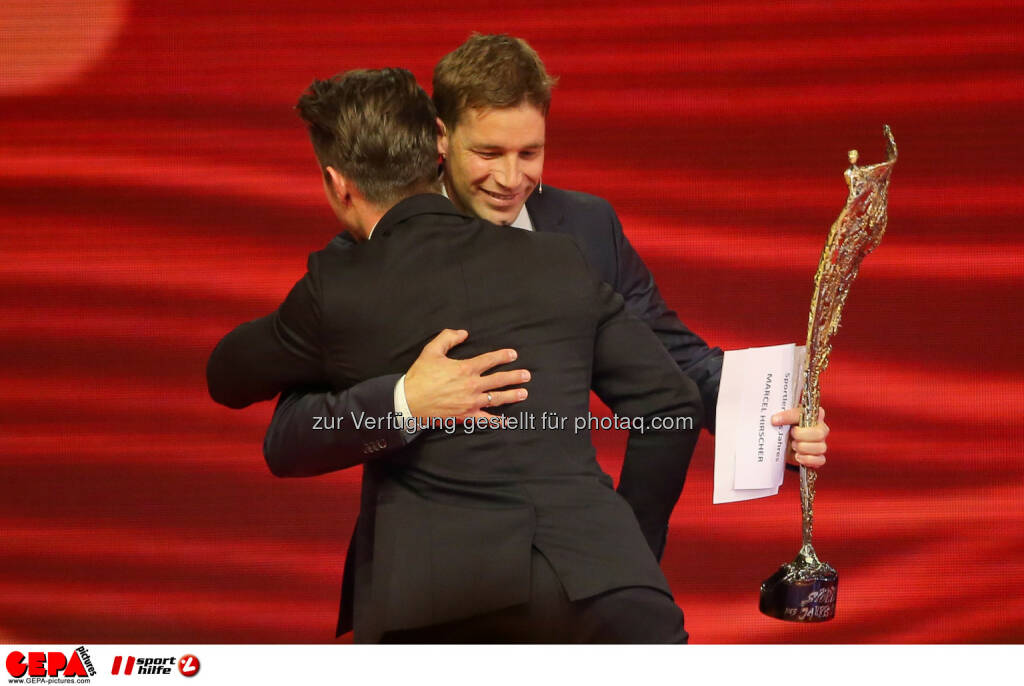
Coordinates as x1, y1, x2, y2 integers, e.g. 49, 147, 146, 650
539, 185, 615, 214
469, 215, 581, 257
308, 233, 357, 267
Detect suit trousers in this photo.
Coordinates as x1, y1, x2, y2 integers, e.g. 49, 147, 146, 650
378, 547, 688, 644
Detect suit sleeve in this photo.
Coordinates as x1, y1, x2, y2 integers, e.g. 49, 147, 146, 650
607, 203, 723, 433
586, 254, 705, 561
262, 378, 411, 477
206, 255, 325, 409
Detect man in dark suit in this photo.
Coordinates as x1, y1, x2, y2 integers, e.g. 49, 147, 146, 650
258, 34, 830, 568
207, 68, 701, 642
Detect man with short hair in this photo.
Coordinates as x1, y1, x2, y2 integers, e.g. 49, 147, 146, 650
207, 67, 701, 643
431, 33, 554, 228
259, 33, 829, 567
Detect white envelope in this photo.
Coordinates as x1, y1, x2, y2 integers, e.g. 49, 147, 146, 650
713, 344, 805, 504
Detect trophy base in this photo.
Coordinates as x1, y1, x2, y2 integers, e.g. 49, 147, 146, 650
759, 562, 838, 622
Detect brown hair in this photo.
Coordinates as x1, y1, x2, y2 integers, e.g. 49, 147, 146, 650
433, 33, 557, 132
296, 68, 439, 207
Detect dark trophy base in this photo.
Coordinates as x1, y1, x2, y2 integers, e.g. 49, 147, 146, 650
759, 563, 838, 622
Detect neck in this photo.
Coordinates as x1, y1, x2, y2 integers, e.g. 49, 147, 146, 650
347, 182, 444, 241
347, 204, 386, 242
441, 174, 468, 214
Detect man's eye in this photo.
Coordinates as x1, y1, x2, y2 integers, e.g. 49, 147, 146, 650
476, 151, 499, 159
520, 151, 538, 160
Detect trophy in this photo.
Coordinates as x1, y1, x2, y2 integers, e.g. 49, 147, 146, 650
759, 126, 898, 622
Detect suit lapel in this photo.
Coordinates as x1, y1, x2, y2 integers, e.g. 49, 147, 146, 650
525, 188, 565, 234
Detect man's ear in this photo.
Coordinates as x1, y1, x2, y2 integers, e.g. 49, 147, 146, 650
324, 166, 351, 205
436, 117, 449, 158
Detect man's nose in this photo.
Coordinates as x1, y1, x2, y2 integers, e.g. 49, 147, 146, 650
492, 155, 523, 189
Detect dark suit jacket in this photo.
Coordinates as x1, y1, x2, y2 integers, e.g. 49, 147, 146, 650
258, 186, 723, 559
206, 193, 703, 641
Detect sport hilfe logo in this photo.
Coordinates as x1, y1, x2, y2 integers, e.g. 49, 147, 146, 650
6, 646, 97, 679
177, 655, 199, 677
110, 653, 200, 677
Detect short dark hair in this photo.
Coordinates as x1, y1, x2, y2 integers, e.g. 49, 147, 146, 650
433, 33, 557, 132
296, 68, 439, 207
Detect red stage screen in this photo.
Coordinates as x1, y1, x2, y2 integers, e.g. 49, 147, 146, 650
1, 0, 1021, 643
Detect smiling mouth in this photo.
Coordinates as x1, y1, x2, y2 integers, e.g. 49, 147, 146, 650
481, 188, 520, 205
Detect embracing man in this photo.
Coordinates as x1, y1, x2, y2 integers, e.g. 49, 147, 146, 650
257, 34, 829, 556
208, 67, 703, 642
208, 35, 830, 643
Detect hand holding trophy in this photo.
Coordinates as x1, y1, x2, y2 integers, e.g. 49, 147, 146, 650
759, 126, 898, 622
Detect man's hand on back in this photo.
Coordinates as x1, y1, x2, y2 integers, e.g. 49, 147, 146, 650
404, 329, 530, 422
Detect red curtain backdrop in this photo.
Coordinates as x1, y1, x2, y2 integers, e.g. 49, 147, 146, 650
1, 0, 1021, 643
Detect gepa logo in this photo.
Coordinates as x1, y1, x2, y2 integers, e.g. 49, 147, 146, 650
6, 646, 96, 680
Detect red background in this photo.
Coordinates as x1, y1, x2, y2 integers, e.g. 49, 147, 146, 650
1, 0, 1022, 643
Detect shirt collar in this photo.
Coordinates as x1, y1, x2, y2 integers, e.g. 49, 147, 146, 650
510, 202, 533, 231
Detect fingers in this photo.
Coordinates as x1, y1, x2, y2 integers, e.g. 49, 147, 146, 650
772, 406, 827, 429
794, 454, 826, 469
424, 328, 469, 357
790, 421, 830, 443
424, 331, 520, 375
785, 448, 826, 468
791, 440, 827, 455
479, 369, 530, 391
466, 347, 518, 375
480, 388, 528, 409
771, 407, 801, 426
788, 414, 828, 468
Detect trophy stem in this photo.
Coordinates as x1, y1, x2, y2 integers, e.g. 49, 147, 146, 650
759, 125, 898, 623
758, 404, 836, 621
799, 465, 818, 560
